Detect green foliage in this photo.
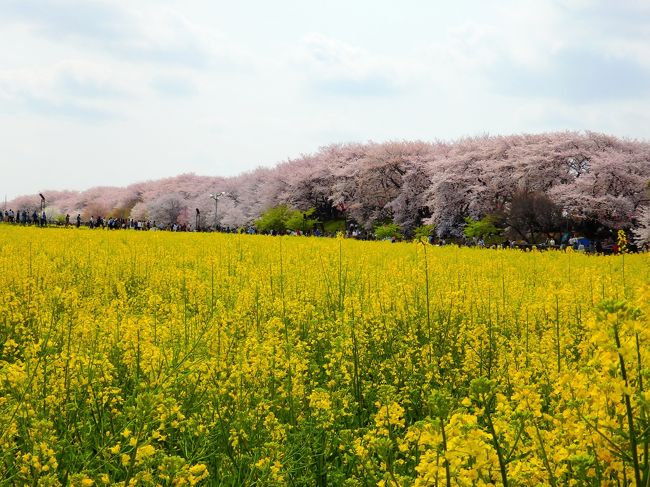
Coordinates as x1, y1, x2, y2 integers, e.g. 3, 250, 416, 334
374, 223, 402, 240
463, 216, 501, 239
414, 224, 435, 240
285, 207, 319, 233
323, 219, 346, 234
255, 205, 293, 232
256, 205, 318, 233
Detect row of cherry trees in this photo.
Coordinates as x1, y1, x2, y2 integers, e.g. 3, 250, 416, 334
7, 131, 650, 242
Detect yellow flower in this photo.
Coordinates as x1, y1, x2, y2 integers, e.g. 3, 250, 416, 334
135, 444, 156, 464
1, 225, 648, 487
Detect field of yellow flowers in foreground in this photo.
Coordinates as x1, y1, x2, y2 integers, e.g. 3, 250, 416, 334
1, 226, 649, 486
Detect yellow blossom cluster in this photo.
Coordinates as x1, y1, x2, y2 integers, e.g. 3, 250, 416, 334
0, 225, 648, 485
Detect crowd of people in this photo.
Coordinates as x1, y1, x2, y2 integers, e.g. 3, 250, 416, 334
3, 208, 49, 227
1, 208, 636, 253
1, 209, 254, 233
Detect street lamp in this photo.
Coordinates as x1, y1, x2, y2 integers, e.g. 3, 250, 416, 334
39, 193, 45, 212
209, 192, 226, 231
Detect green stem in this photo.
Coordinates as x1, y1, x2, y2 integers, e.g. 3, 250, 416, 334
485, 408, 508, 487
532, 420, 557, 487
613, 321, 642, 486
423, 244, 432, 364
439, 419, 452, 487
555, 294, 561, 374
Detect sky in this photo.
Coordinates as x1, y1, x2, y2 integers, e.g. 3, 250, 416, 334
1, 0, 650, 201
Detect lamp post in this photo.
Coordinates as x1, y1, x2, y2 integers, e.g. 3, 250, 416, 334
39, 193, 45, 212
209, 192, 226, 231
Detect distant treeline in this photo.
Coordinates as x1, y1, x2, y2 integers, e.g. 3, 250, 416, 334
6, 131, 650, 245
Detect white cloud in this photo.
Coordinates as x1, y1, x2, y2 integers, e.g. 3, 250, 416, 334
150, 75, 197, 98
292, 33, 408, 97
424, 22, 501, 74
114, 6, 215, 68
298, 33, 377, 79
54, 60, 134, 98
0, 1, 247, 70
0, 61, 137, 121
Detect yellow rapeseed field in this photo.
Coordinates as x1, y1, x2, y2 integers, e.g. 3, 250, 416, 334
0, 225, 649, 486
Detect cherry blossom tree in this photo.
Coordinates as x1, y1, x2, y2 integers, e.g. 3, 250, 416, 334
6, 132, 649, 237
633, 206, 650, 249
147, 193, 186, 228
